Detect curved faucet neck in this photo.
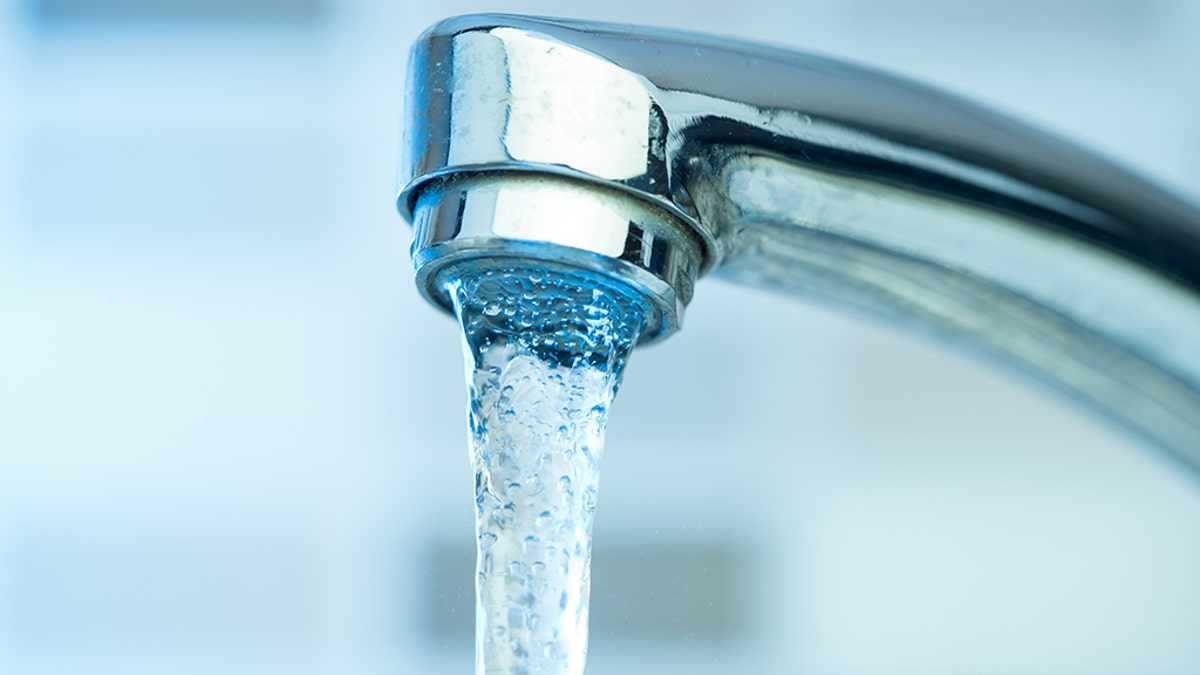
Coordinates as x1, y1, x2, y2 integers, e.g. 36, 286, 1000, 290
400, 14, 1200, 468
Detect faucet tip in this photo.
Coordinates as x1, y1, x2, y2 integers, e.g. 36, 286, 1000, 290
409, 174, 702, 345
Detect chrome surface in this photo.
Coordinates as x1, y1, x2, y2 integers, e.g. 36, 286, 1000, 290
410, 173, 701, 341
398, 15, 1200, 467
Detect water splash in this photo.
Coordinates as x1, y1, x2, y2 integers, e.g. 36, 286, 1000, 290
446, 262, 645, 675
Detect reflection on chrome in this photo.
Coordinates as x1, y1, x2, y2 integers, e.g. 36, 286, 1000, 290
398, 15, 1200, 469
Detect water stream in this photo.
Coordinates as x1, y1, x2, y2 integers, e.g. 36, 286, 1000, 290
446, 262, 646, 675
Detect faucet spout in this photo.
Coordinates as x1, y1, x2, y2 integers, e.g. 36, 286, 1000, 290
398, 15, 1200, 467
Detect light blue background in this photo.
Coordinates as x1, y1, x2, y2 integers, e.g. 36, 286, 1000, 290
1, 1, 1199, 673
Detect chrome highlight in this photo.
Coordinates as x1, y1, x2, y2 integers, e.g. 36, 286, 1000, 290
399, 14, 1200, 467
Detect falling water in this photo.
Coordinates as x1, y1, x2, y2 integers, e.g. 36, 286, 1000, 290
446, 262, 646, 675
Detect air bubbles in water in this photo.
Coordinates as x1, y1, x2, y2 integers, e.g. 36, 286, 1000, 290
446, 261, 645, 675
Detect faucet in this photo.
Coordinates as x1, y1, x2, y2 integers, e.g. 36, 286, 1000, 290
397, 15, 1200, 469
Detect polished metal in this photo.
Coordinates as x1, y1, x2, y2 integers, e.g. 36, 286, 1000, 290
398, 15, 1200, 468
410, 173, 702, 341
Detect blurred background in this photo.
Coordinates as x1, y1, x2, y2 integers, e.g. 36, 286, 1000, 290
2, 0, 1199, 673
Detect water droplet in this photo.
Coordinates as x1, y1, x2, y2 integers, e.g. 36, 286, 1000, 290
447, 263, 645, 673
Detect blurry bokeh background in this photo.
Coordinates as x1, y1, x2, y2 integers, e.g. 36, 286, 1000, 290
2, 0, 1199, 673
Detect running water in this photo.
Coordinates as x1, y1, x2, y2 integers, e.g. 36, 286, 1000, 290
446, 262, 646, 675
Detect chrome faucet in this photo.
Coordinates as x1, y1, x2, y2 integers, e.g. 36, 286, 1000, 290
397, 15, 1200, 468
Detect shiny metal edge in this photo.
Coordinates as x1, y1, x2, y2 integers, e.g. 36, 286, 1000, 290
409, 173, 702, 344
698, 149, 1200, 463
399, 14, 1200, 469
399, 163, 714, 274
